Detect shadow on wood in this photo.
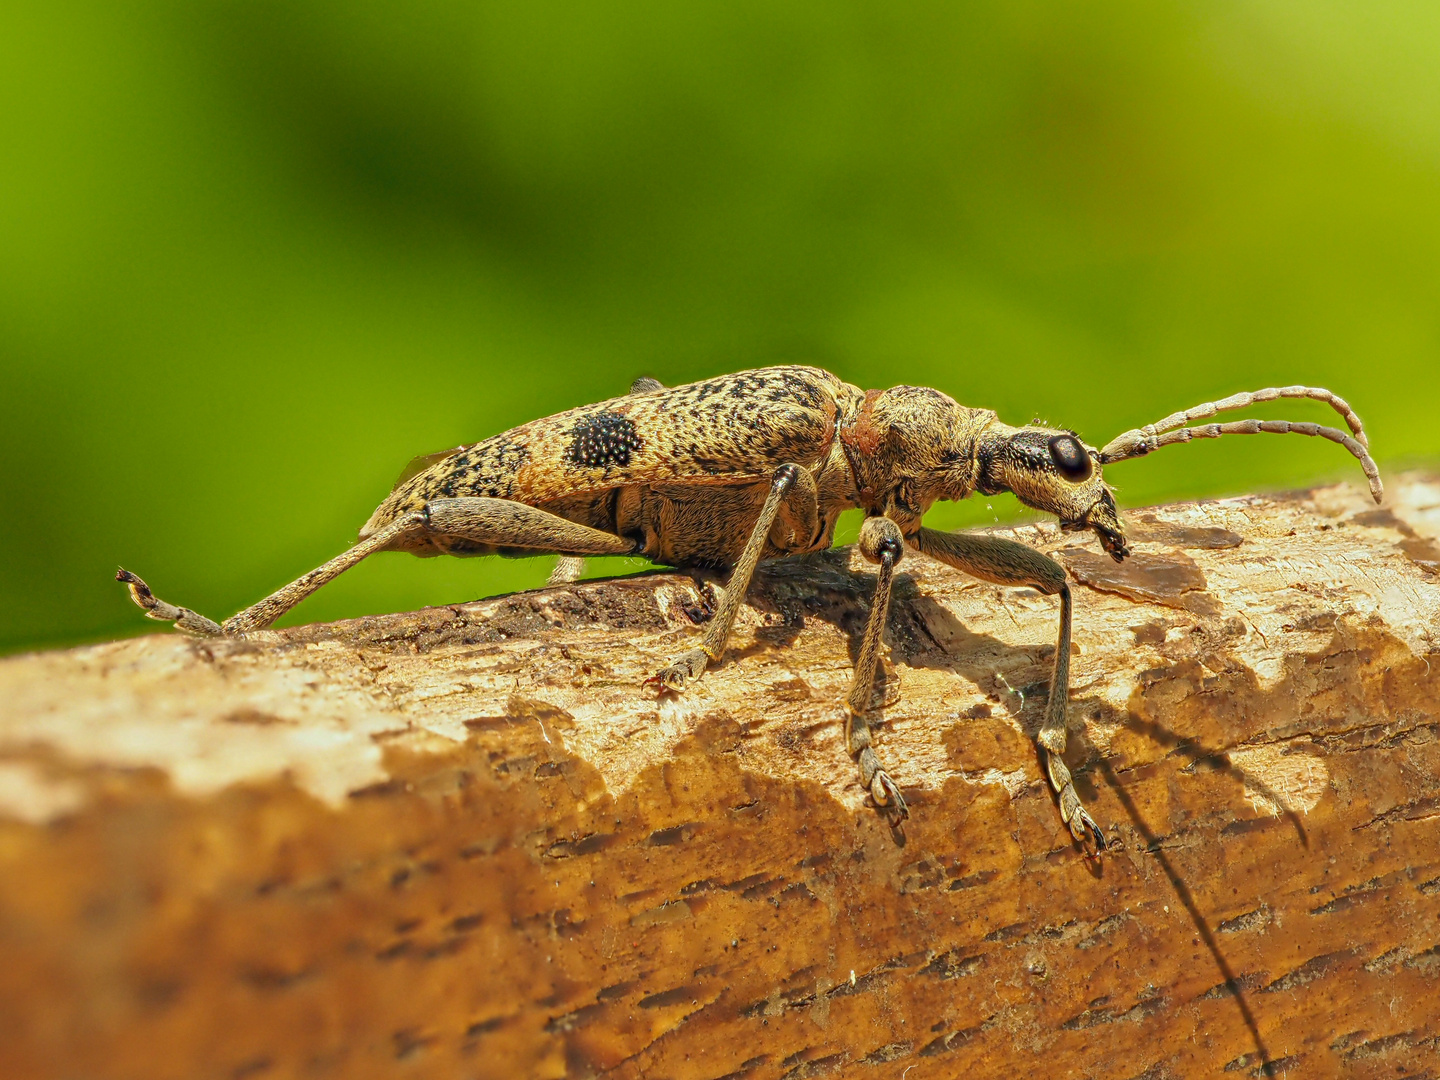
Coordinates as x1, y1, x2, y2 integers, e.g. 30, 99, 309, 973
2, 475, 1439, 1079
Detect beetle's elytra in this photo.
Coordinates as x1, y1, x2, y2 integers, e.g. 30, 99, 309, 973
119, 365, 1381, 854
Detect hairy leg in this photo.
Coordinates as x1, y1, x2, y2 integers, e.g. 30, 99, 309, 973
648, 463, 816, 691
844, 515, 908, 825
120, 498, 637, 635
913, 527, 1106, 854
548, 556, 587, 585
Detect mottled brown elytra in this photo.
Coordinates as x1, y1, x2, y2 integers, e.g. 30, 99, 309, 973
119, 366, 1381, 854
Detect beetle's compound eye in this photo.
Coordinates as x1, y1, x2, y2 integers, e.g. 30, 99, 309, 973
1048, 435, 1093, 482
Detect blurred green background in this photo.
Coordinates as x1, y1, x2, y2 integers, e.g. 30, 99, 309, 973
3, 1, 1438, 654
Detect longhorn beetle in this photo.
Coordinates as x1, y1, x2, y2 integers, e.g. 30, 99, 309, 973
118, 366, 1382, 854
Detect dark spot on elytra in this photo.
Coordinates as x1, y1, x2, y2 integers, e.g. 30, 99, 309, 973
564, 410, 643, 469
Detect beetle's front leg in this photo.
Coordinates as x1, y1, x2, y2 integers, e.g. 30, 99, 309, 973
845, 515, 908, 826
648, 463, 816, 691
1036, 585, 1107, 855
913, 528, 1107, 855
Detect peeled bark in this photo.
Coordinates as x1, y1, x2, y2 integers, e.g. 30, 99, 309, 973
2, 474, 1439, 1079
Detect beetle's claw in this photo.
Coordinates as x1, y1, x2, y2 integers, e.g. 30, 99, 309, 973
646, 648, 708, 694
870, 771, 909, 825
1073, 808, 1108, 860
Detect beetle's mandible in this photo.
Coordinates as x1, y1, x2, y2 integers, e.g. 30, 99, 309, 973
118, 366, 1382, 855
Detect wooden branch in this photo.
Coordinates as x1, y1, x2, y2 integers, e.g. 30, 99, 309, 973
3, 475, 1439, 1079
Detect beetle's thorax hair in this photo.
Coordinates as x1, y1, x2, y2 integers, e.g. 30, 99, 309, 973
838, 386, 994, 519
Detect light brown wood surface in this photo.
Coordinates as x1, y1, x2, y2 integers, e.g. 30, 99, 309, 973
2, 475, 1439, 1079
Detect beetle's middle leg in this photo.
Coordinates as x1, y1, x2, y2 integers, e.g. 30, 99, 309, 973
845, 515, 909, 825
648, 463, 817, 691
913, 527, 1106, 854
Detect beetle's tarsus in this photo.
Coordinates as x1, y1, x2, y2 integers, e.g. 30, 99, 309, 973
1053, 768, 1107, 857
870, 770, 909, 825
116, 569, 223, 635
1074, 801, 1108, 859
853, 740, 909, 827
646, 647, 709, 693
1084, 821, 1109, 860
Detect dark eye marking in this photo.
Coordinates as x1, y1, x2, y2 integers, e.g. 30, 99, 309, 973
1048, 435, 1093, 482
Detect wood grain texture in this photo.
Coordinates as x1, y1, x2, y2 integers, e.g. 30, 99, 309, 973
2, 475, 1439, 1080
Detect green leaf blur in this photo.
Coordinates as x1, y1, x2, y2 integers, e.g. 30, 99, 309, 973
2, 1, 1437, 653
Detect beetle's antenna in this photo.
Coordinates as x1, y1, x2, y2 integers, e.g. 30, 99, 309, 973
1098, 386, 1383, 503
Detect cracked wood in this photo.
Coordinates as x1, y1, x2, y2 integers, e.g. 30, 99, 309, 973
1, 475, 1439, 1079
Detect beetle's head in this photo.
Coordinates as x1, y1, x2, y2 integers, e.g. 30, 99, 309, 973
978, 424, 1129, 562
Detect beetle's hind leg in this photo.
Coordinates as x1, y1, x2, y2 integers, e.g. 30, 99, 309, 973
913, 528, 1107, 855
117, 511, 430, 636
648, 463, 817, 692
120, 498, 638, 635
844, 516, 909, 826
